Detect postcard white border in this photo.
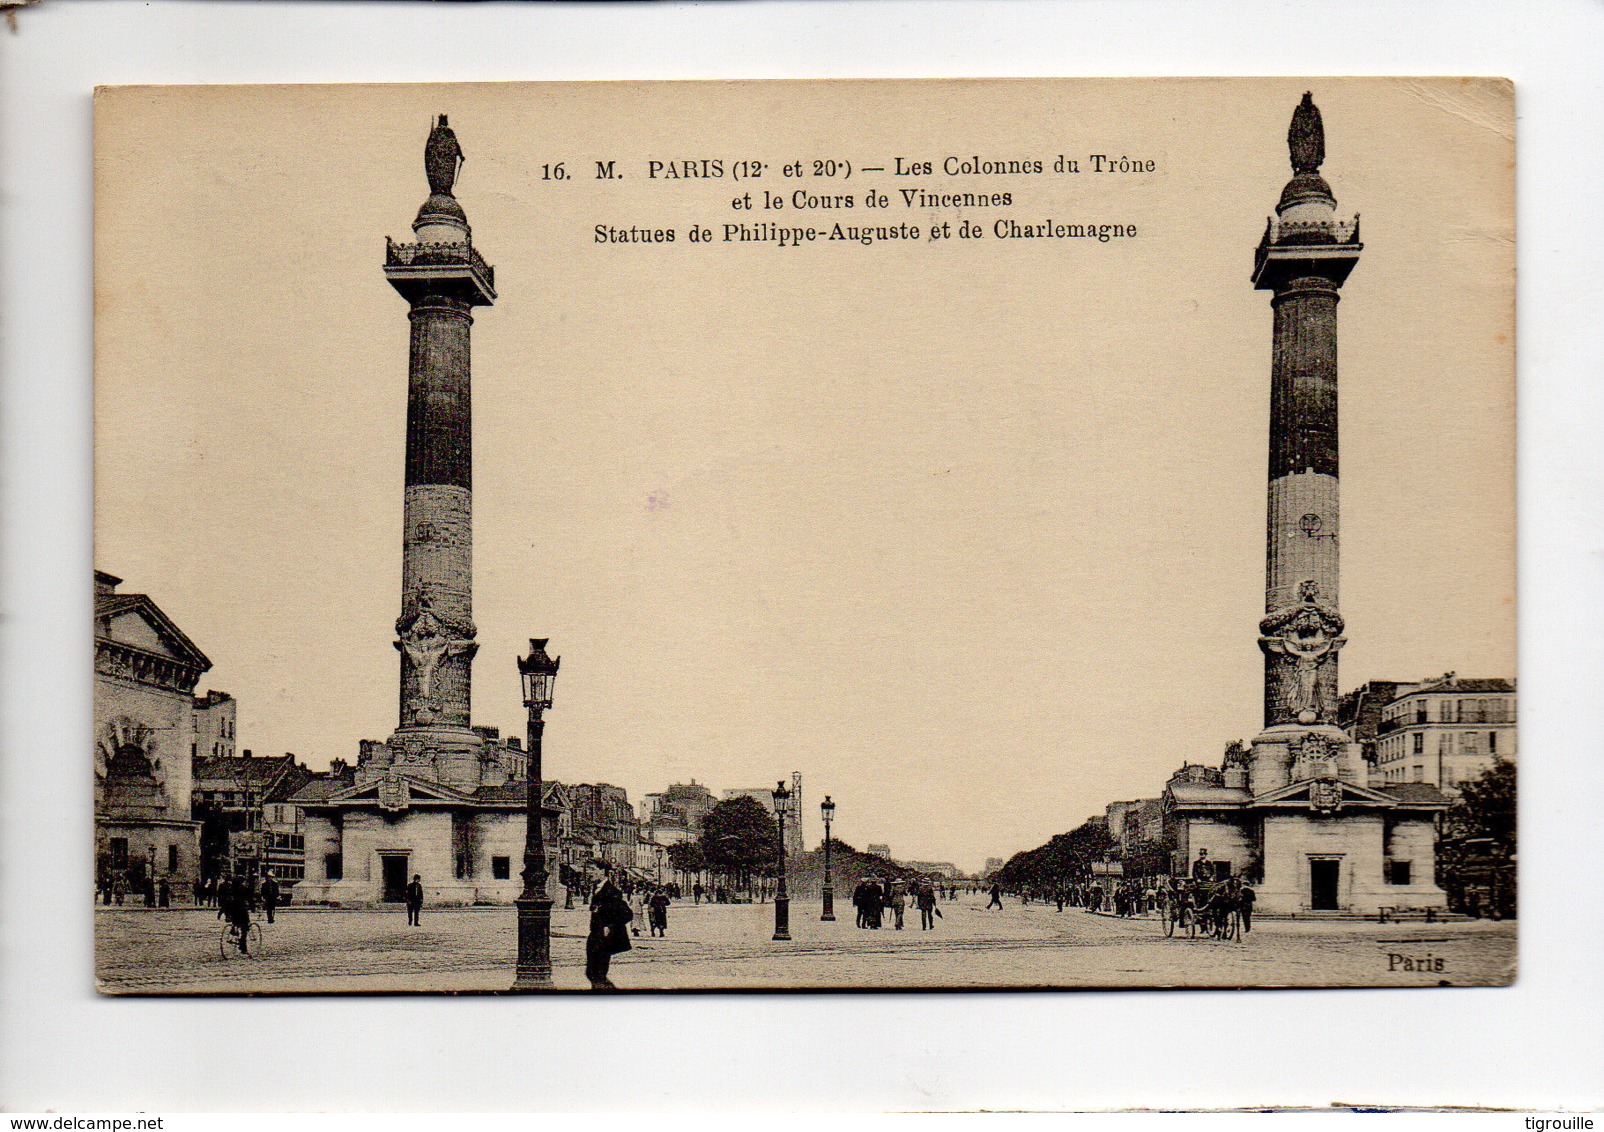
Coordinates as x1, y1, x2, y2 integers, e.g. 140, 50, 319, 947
3, 0, 1601, 1113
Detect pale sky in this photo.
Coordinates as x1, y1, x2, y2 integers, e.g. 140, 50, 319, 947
95, 79, 1514, 873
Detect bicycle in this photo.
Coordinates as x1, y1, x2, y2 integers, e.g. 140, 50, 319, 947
219, 919, 263, 960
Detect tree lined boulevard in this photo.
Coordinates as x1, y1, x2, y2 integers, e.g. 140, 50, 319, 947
95, 893, 1514, 994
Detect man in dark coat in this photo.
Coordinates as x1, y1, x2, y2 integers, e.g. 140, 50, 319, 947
260, 873, 280, 924
405, 874, 424, 926
585, 862, 633, 990
864, 878, 885, 929
647, 888, 671, 937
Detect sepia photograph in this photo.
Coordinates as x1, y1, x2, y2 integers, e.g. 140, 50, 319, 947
92, 77, 1515, 994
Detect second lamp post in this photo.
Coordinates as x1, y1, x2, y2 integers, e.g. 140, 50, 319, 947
820, 795, 836, 921
771, 779, 791, 941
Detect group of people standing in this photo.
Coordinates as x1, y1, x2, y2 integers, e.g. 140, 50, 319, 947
850, 876, 945, 931
97, 872, 171, 907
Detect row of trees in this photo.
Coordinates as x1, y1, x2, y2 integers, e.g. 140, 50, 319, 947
1438, 757, 1516, 917
664, 794, 781, 895
660, 794, 941, 897
991, 818, 1115, 894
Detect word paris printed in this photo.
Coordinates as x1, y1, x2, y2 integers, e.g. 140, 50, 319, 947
93, 79, 1514, 994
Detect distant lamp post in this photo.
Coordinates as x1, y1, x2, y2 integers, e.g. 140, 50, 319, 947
771, 779, 792, 941
820, 795, 837, 921
512, 638, 560, 991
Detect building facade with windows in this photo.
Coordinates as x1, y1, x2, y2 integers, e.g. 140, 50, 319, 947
1367, 676, 1516, 792
191, 750, 315, 885
193, 690, 236, 760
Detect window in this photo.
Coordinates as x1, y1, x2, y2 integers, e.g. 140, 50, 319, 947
1440, 700, 1456, 723
492, 856, 511, 880
325, 853, 343, 881
110, 838, 129, 869
1463, 732, 1480, 756
1489, 731, 1498, 754
1411, 765, 1424, 783
167, 844, 178, 872
1413, 732, 1424, 756
1415, 701, 1428, 724
1386, 860, 1413, 885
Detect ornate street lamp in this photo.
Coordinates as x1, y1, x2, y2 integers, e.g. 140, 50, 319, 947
771, 779, 792, 941
819, 795, 836, 921
512, 638, 560, 991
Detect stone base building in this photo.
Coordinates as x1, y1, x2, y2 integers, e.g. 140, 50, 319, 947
1163, 741, 1449, 915
290, 737, 568, 907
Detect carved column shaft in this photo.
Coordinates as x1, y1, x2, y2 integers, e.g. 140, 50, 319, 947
397, 296, 477, 729
1262, 276, 1344, 728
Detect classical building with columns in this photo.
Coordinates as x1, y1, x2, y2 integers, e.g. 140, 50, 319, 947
94, 570, 210, 894
1159, 95, 1449, 916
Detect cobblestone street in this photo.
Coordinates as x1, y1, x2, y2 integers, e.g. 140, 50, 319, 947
95, 894, 1516, 993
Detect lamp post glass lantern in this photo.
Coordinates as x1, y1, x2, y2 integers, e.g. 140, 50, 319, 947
771, 779, 791, 941
513, 638, 559, 990
820, 795, 836, 921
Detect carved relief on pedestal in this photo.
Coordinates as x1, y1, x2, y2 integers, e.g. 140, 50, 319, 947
1259, 578, 1345, 725
394, 585, 477, 727
1289, 731, 1341, 783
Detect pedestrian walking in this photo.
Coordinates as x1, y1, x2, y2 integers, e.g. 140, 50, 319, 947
692, 881, 703, 905
629, 887, 646, 937
158, 877, 171, 907
889, 879, 907, 930
986, 882, 1003, 910
916, 881, 941, 930
648, 888, 670, 937
1238, 880, 1255, 934
851, 879, 869, 928
405, 874, 424, 926
261, 873, 280, 924
872, 878, 889, 928
585, 862, 633, 990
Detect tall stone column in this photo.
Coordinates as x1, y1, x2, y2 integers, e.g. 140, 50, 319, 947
1248, 93, 1362, 793
382, 116, 497, 785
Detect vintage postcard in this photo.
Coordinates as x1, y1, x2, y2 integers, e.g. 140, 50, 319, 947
93, 78, 1514, 993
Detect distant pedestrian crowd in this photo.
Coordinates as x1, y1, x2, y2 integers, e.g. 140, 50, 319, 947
850, 876, 953, 931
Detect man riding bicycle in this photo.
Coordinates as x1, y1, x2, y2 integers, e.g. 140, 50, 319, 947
219, 874, 253, 956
